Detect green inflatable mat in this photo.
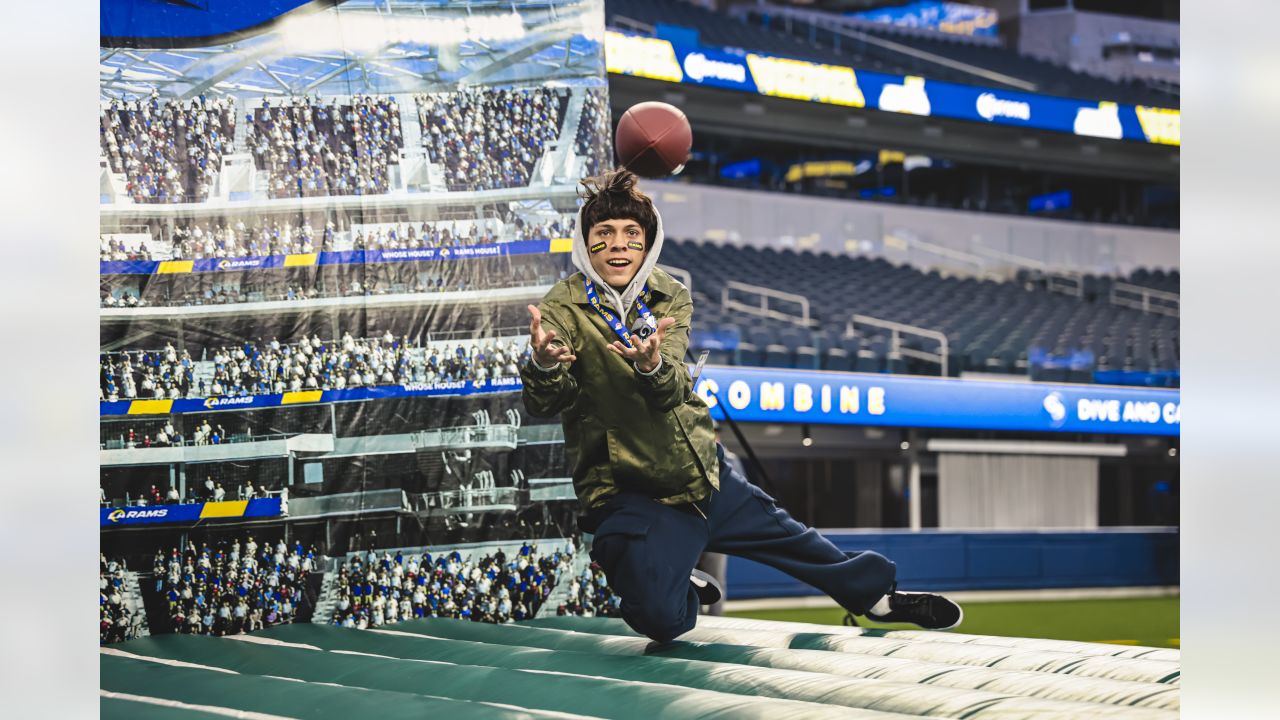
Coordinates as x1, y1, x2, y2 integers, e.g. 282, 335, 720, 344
119, 627, 1173, 719
384, 618, 1181, 700
100, 652, 582, 720
106, 635, 912, 720
102, 615, 1182, 718
101, 694, 275, 719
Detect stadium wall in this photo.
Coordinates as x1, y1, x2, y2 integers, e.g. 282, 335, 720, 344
725, 528, 1178, 597
648, 182, 1178, 276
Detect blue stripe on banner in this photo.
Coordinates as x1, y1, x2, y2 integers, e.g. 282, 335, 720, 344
694, 366, 1180, 436
244, 498, 284, 518
101, 366, 1178, 436
100, 239, 556, 276
100, 498, 283, 527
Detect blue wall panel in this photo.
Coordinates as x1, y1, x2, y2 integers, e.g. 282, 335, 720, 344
725, 529, 1179, 598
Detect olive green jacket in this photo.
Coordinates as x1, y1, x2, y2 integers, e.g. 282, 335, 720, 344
520, 268, 719, 510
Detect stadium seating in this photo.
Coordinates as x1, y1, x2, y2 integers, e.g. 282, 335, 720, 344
100, 94, 236, 204
662, 239, 1179, 385
576, 88, 613, 178
247, 95, 404, 199
606, 0, 1176, 107
330, 542, 575, 627
150, 536, 318, 638
101, 555, 142, 644
417, 87, 568, 191
100, 335, 530, 401
557, 560, 622, 618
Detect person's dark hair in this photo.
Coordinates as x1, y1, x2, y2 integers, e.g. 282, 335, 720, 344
579, 169, 658, 248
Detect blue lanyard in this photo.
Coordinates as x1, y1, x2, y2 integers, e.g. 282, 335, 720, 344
583, 278, 656, 349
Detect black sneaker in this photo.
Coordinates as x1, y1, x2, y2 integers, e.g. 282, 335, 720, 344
689, 569, 723, 606
866, 587, 963, 630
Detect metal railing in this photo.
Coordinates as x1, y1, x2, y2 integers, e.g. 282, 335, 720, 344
847, 314, 950, 377
1046, 272, 1085, 298
895, 235, 1000, 280
413, 486, 521, 512
410, 424, 519, 451
721, 281, 812, 327
104, 487, 286, 509
658, 264, 693, 297
100, 432, 291, 451
1110, 281, 1180, 316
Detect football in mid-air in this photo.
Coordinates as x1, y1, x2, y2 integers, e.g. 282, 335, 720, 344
614, 101, 693, 178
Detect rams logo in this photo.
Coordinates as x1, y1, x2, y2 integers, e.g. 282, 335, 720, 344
1042, 392, 1067, 428
217, 259, 231, 270
107, 508, 169, 523
204, 396, 255, 409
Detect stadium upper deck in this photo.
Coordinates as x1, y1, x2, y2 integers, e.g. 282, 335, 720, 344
607, 0, 1176, 107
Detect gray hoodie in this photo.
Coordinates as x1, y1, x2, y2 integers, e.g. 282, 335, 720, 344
570, 202, 665, 315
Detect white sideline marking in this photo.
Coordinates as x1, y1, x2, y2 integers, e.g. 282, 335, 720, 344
101, 690, 298, 720
724, 586, 1180, 611
223, 634, 322, 650
101, 647, 238, 673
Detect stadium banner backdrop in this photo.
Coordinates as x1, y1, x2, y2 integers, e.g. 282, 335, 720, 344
100, 367, 1182, 437
604, 30, 1181, 146
100, 238, 575, 277
101, 498, 284, 527
99, 0, 609, 635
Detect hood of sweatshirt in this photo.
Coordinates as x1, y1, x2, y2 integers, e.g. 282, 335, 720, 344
570, 201, 665, 315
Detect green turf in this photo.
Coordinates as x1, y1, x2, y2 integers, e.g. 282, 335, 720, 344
727, 596, 1180, 649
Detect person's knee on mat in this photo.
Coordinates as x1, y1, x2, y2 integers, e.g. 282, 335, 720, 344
621, 597, 697, 643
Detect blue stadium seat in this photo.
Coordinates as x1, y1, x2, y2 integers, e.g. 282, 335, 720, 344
823, 347, 853, 372
855, 349, 882, 373
763, 344, 793, 368
661, 235, 1178, 386
736, 342, 763, 367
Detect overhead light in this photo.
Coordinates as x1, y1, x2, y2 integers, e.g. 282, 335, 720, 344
802, 424, 812, 447
1168, 447, 1178, 457
900, 441, 910, 451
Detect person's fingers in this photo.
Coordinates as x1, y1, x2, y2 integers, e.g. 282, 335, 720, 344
527, 305, 541, 334
657, 317, 676, 333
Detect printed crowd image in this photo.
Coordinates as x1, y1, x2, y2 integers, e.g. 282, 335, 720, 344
99, 1, 1183, 718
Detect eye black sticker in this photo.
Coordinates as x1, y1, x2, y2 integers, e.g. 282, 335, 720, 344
589, 241, 607, 254
626, 240, 644, 251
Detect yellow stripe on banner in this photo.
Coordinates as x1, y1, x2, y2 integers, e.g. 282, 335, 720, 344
549, 237, 574, 254
200, 501, 249, 519
284, 253, 318, 267
128, 399, 173, 415
281, 390, 323, 405
157, 261, 194, 274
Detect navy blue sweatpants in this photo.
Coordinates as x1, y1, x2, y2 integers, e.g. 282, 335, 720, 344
586, 444, 897, 642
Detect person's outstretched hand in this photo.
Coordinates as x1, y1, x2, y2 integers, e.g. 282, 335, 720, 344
606, 317, 676, 374
528, 305, 576, 368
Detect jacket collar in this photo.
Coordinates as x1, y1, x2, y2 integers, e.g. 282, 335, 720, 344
566, 267, 679, 307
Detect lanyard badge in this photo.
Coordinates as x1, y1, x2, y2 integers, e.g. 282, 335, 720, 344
584, 278, 656, 349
